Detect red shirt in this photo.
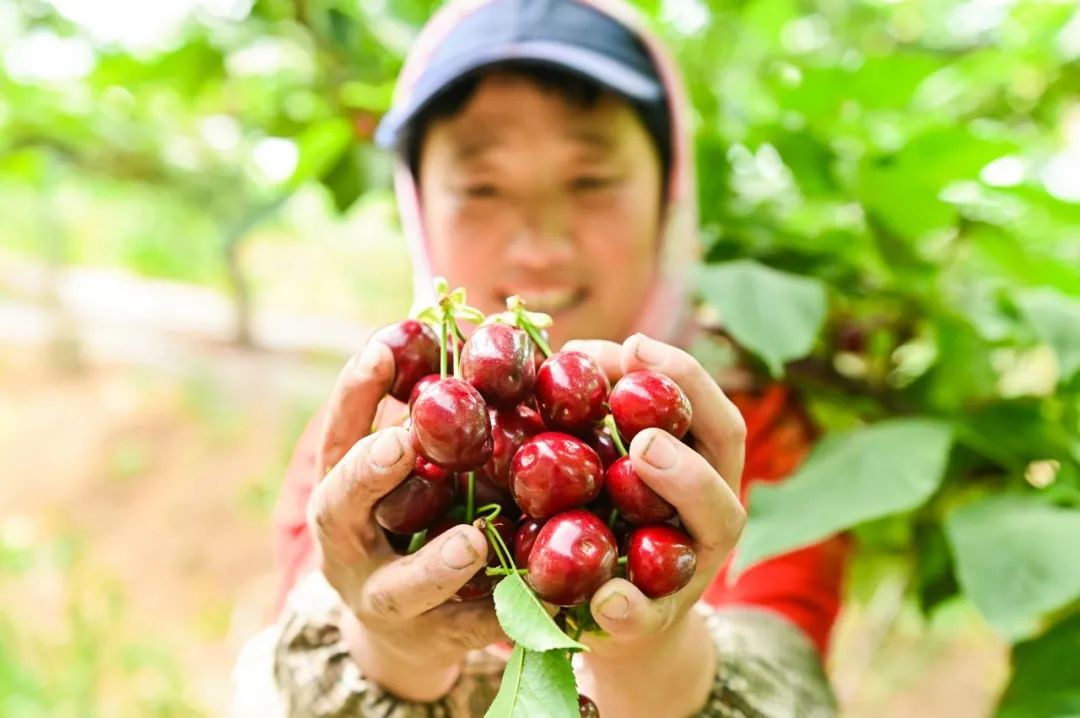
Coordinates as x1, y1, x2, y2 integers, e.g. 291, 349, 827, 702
270, 384, 848, 655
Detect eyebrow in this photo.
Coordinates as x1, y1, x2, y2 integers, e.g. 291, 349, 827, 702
566, 129, 615, 152
450, 127, 616, 162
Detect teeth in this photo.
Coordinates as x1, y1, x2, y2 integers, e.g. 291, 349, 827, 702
511, 289, 580, 313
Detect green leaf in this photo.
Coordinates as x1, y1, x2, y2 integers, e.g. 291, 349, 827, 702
285, 118, 353, 191
997, 612, 1080, 718
1016, 289, 1080, 381
485, 645, 578, 718
945, 495, 1080, 637
697, 260, 827, 376
493, 574, 585, 652
733, 419, 953, 574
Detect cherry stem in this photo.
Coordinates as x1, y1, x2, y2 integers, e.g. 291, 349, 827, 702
476, 503, 502, 521
451, 317, 461, 378
483, 519, 512, 570
466, 471, 476, 523
522, 323, 552, 358
407, 530, 427, 554
617, 556, 628, 566
608, 507, 619, 529
438, 320, 448, 380
486, 567, 528, 576
486, 516, 517, 570
604, 415, 628, 457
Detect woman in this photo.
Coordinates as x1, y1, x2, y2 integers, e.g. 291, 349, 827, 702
235, 1, 849, 715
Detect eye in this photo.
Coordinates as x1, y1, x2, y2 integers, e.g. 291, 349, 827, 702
569, 175, 615, 192
464, 183, 499, 198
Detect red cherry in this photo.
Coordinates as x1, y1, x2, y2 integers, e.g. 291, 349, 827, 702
411, 378, 493, 471
535, 351, 610, 435
374, 458, 455, 534
587, 425, 620, 470
527, 509, 618, 606
408, 373, 440, 411
479, 404, 544, 490
372, 320, 441, 403
605, 456, 676, 525
609, 370, 692, 442
461, 323, 536, 407
578, 695, 600, 717
626, 524, 697, 599
514, 517, 545, 567
511, 432, 604, 519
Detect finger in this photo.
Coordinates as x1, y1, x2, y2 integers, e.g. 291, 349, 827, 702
621, 333, 747, 490
589, 578, 679, 640
360, 525, 489, 621
629, 428, 746, 566
320, 340, 395, 475
560, 339, 624, 385
308, 427, 414, 559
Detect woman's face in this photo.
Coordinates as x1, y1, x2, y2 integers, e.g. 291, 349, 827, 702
417, 71, 665, 349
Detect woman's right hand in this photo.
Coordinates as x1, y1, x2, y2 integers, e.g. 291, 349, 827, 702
307, 340, 507, 701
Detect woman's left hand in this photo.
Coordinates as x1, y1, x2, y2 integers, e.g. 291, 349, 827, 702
561, 333, 748, 718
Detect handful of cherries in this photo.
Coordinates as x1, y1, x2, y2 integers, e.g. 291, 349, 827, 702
372, 282, 698, 623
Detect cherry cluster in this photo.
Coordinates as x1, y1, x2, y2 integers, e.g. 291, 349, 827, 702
371, 285, 697, 622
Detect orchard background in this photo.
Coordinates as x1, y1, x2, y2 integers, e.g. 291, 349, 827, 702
1, 0, 1078, 716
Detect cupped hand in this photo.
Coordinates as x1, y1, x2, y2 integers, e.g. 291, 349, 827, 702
308, 341, 506, 701
562, 333, 748, 718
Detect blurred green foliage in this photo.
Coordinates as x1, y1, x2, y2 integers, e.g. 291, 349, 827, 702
2, 0, 1079, 714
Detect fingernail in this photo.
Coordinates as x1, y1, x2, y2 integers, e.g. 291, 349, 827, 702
441, 531, 480, 569
598, 592, 629, 621
642, 432, 677, 471
369, 430, 405, 469
632, 334, 664, 366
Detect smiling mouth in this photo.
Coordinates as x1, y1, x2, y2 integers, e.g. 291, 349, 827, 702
498, 287, 588, 315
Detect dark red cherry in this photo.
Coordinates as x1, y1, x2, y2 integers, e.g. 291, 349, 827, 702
461, 323, 536, 407
479, 404, 544, 490
411, 378, 493, 471
511, 432, 604, 519
372, 320, 441, 403
609, 370, 692, 442
513, 518, 545, 567
606, 456, 676, 525
578, 695, 600, 717
587, 425, 620, 469
535, 351, 610, 435
626, 524, 697, 599
408, 373, 440, 411
527, 509, 618, 606
374, 458, 455, 534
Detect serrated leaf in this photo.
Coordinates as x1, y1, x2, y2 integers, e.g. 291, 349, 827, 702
945, 495, 1080, 638
997, 611, 1080, 718
697, 260, 826, 377
485, 645, 578, 718
1015, 288, 1080, 381
493, 574, 585, 652
733, 419, 952, 574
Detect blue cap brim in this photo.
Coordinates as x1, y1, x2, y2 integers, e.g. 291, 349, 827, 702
374, 39, 663, 149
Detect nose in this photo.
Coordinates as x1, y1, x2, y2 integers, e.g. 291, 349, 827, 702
504, 196, 575, 270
